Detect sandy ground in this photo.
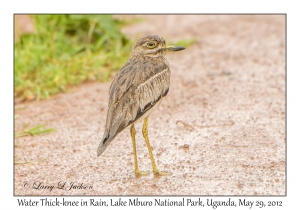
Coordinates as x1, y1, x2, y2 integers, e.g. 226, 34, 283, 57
14, 15, 285, 195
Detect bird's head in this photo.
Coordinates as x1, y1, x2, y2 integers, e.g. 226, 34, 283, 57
130, 35, 185, 58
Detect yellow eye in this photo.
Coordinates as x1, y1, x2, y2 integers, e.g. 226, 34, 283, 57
146, 42, 156, 48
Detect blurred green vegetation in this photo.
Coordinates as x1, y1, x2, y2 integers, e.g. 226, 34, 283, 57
14, 15, 195, 102
172, 39, 197, 48
15, 15, 134, 101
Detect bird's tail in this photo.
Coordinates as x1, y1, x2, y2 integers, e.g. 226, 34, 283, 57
97, 131, 114, 157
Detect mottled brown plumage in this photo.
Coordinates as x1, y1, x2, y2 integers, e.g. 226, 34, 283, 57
97, 35, 185, 175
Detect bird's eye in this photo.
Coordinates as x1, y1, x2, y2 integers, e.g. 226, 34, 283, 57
146, 42, 156, 48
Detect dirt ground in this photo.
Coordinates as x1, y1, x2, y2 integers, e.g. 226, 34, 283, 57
14, 15, 285, 195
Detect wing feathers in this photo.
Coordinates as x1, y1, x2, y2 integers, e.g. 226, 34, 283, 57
99, 57, 170, 154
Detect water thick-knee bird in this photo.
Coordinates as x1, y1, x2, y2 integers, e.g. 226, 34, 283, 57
97, 35, 185, 175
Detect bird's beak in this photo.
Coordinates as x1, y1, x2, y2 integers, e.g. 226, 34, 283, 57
164, 46, 185, 52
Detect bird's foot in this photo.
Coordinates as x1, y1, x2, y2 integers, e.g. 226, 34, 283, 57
135, 170, 150, 176
153, 170, 172, 176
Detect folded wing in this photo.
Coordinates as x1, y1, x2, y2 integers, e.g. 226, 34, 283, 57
97, 58, 170, 156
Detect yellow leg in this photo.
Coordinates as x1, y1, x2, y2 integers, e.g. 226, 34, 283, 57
142, 117, 171, 176
130, 124, 149, 176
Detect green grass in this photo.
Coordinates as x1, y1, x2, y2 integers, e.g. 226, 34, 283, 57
14, 123, 54, 164
14, 156, 45, 165
15, 124, 54, 138
15, 15, 134, 101
15, 15, 196, 102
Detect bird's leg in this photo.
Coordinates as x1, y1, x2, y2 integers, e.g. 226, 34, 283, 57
142, 117, 171, 176
130, 124, 149, 176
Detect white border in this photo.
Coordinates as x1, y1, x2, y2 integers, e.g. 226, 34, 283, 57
2, 0, 299, 209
